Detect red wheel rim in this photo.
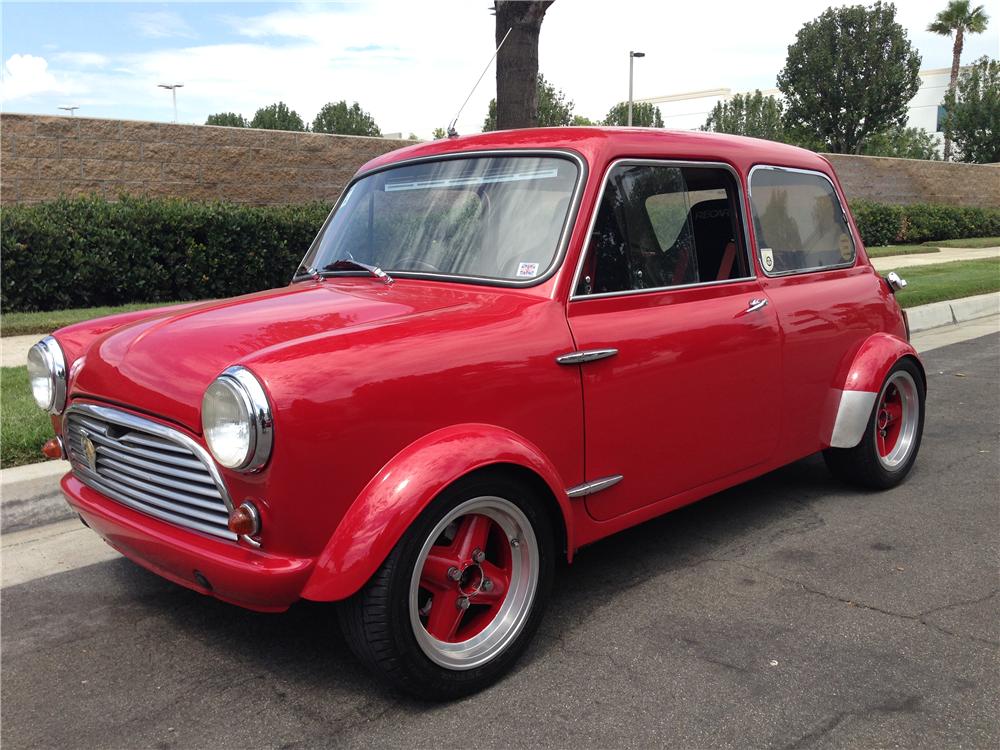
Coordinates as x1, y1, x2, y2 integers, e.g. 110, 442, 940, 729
876, 383, 904, 458
416, 512, 513, 643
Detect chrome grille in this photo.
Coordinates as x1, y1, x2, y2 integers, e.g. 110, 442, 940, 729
65, 404, 236, 541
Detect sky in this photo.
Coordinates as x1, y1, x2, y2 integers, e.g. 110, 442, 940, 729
2, 0, 998, 138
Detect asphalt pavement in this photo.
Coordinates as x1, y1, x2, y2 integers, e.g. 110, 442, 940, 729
2, 334, 998, 749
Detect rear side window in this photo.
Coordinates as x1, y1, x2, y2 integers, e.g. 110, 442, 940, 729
749, 167, 856, 275
575, 164, 750, 296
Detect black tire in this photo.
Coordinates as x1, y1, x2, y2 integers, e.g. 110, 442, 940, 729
824, 357, 925, 489
337, 469, 555, 700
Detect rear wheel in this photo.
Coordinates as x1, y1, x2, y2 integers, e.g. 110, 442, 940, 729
338, 471, 554, 699
824, 358, 925, 489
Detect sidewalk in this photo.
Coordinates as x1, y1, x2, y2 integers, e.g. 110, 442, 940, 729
2, 335, 38, 369
871, 245, 1000, 271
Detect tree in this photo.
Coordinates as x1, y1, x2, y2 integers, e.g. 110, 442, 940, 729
432, 127, 448, 139
250, 102, 306, 131
928, 1, 990, 159
777, 2, 921, 154
311, 100, 381, 137
205, 112, 247, 127
860, 127, 942, 159
603, 101, 663, 127
702, 91, 787, 141
492, 0, 553, 129
571, 115, 596, 126
483, 74, 574, 131
943, 56, 1000, 163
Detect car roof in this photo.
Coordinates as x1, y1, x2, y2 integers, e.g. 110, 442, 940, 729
356, 126, 833, 178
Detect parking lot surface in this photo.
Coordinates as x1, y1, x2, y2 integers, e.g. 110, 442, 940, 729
2, 334, 998, 749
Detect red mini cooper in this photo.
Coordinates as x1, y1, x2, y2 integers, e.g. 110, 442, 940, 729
28, 128, 925, 698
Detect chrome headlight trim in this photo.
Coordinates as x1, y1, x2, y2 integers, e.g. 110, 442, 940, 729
202, 366, 274, 472
27, 336, 67, 414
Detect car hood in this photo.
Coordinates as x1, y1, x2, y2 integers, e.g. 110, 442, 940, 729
68, 280, 470, 431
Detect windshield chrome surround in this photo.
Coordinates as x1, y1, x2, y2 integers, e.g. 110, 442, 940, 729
297, 148, 588, 289
747, 164, 858, 278
568, 159, 756, 301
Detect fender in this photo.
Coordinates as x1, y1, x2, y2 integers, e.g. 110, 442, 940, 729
300, 424, 574, 602
828, 333, 924, 448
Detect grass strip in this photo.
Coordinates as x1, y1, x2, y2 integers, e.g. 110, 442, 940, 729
890, 257, 1000, 308
1, 301, 189, 338
1, 366, 55, 469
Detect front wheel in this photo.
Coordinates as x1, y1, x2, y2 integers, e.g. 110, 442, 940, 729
338, 471, 554, 699
824, 358, 925, 489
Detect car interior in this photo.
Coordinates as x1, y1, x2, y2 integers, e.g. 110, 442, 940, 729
576, 165, 750, 296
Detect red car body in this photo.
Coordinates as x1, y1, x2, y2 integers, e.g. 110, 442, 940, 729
52, 128, 920, 613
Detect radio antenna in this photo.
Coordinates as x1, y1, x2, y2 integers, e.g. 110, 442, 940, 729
446, 27, 512, 138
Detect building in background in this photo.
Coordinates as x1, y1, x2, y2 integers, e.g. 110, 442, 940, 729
639, 67, 959, 149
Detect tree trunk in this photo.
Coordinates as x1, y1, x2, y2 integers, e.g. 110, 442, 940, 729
944, 27, 964, 161
494, 1, 552, 130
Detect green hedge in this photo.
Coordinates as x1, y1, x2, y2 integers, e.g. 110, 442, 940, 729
3, 194, 999, 313
849, 200, 1000, 247
1, 195, 331, 313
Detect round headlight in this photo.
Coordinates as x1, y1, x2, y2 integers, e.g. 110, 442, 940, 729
202, 366, 273, 472
26, 336, 67, 414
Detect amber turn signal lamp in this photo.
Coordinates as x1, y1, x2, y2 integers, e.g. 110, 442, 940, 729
228, 501, 260, 536
42, 437, 64, 460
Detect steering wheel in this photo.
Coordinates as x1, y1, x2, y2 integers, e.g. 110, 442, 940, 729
393, 257, 442, 273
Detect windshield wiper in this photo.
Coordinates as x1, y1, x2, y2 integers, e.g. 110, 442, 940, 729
322, 258, 394, 285
293, 264, 322, 281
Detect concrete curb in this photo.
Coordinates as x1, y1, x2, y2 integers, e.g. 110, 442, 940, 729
1, 460, 73, 534
906, 291, 1000, 333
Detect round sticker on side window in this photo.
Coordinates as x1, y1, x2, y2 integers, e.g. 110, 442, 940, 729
516, 262, 540, 278
760, 248, 775, 272
838, 233, 853, 261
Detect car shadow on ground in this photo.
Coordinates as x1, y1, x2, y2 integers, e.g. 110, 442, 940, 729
84, 451, 852, 705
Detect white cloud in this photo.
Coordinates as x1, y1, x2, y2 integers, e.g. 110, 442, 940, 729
54, 52, 110, 68
131, 11, 196, 39
4, 0, 997, 136
1, 54, 68, 102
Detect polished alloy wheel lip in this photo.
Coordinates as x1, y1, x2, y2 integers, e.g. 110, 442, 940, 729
409, 495, 539, 671
875, 370, 919, 471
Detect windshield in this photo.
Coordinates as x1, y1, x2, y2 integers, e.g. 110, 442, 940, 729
300, 154, 580, 283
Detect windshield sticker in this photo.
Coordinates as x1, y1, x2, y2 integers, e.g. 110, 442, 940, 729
516, 262, 540, 278
384, 168, 559, 192
760, 248, 775, 272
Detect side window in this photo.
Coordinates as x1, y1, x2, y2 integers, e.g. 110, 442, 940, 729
749, 168, 856, 275
576, 165, 750, 295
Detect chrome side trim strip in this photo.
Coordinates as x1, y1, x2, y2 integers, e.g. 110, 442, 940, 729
555, 348, 618, 365
829, 389, 878, 448
566, 475, 624, 498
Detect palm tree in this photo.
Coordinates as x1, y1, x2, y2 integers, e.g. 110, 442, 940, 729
928, 1, 990, 159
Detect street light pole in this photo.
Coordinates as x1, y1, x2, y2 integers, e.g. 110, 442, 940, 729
58, 106, 79, 117
157, 83, 184, 123
628, 51, 645, 127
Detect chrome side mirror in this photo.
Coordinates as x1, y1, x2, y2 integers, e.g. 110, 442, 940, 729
885, 271, 907, 293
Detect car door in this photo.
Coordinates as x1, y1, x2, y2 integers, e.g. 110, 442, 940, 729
747, 165, 881, 460
565, 160, 782, 522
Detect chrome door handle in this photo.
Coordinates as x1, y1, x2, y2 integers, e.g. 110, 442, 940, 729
745, 298, 768, 313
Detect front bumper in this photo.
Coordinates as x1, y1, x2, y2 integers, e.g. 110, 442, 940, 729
62, 474, 314, 612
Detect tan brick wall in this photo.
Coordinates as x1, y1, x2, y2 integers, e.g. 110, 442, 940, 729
1, 113, 415, 205
823, 153, 1000, 208
3, 114, 998, 208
